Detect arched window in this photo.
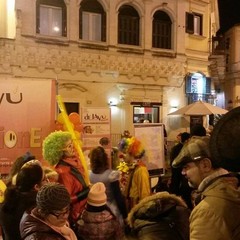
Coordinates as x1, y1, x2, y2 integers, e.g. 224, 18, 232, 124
152, 11, 172, 49
118, 5, 140, 46
36, 0, 67, 37
79, 0, 106, 42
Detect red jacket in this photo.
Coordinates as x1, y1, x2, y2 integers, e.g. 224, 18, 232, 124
55, 155, 88, 222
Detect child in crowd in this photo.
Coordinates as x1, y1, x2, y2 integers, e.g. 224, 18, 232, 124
78, 182, 124, 240
89, 146, 127, 227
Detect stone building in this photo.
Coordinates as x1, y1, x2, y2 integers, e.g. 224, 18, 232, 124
0, 0, 220, 141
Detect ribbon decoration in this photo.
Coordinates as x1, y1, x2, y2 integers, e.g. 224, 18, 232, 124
56, 95, 90, 185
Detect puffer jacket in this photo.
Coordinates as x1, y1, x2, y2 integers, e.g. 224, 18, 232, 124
128, 191, 190, 240
20, 212, 66, 240
190, 171, 240, 240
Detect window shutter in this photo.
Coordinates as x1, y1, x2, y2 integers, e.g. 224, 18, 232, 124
206, 77, 211, 94
79, 8, 82, 39
186, 12, 194, 34
185, 74, 192, 93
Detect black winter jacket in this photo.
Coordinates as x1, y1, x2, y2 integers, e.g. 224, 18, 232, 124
0, 190, 37, 240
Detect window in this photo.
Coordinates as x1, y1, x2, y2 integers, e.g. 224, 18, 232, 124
152, 11, 172, 49
118, 5, 140, 46
36, 0, 67, 37
185, 72, 211, 94
79, 0, 106, 42
186, 12, 203, 35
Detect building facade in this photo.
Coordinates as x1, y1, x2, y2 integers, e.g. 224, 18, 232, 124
0, 0, 220, 141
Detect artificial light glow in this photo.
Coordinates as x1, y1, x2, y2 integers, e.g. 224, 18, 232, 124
108, 98, 118, 106
170, 100, 179, 108
53, 26, 60, 32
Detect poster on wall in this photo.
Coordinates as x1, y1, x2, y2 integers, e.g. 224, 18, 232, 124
134, 123, 165, 176
0, 79, 56, 180
81, 107, 111, 167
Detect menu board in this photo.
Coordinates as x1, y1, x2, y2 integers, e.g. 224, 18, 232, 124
81, 107, 111, 167
134, 123, 165, 176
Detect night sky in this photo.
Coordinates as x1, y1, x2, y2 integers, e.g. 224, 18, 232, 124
218, 0, 240, 34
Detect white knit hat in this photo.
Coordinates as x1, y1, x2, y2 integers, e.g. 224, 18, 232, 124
87, 182, 107, 207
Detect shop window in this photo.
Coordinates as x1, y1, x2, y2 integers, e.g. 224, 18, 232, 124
79, 0, 106, 42
152, 10, 172, 49
133, 106, 159, 123
186, 12, 203, 36
36, 0, 67, 37
118, 5, 140, 46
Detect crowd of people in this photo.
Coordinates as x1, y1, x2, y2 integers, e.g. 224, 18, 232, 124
0, 106, 240, 240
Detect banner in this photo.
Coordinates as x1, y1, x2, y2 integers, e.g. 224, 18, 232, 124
0, 79, 56, 180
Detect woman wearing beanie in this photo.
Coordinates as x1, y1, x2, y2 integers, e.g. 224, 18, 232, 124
0, 160, 46, 240
77, 182, 124, 240
42, 131, 89, 229
20, 183, 77, 240
89, 146, 127, 225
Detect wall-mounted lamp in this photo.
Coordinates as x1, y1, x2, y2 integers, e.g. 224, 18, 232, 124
108, 98, 118, 107
109, 101, 117, 107
170, 99, 179, 109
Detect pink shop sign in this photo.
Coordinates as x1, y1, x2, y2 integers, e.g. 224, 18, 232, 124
0, 79, 56, 163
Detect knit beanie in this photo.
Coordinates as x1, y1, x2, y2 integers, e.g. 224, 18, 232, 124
87, 182, 107, 207
36, 183, 70, 212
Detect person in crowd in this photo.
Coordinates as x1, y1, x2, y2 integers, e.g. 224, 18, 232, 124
77, 182, 124, 240
118, 137, 150, 211
190, 123, 206, 137
0, 160, 46, 240
99, 137, 110, 149
172, 135, 240, 239
121, 130, 132, 139
43, 166, 59, 183
89, 146, 127, 226
128, 191, 191, 240
20, 183, 77, 240
206, 125, 214, 136
42, 131, 89, 229
175, 132, 182, 144
6, 151, 36, 186
169, 132, 193, 209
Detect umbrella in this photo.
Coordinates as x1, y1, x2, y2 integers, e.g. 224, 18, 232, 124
168, 100, 228, 116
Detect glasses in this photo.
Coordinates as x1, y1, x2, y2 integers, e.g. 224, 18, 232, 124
50, 206, 70, 219
62, 140, 74, 152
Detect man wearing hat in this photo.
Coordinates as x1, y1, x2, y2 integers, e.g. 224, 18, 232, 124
172, 134, 240, 240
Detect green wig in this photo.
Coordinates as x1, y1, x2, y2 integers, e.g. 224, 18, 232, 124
42, 131, 72, 166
